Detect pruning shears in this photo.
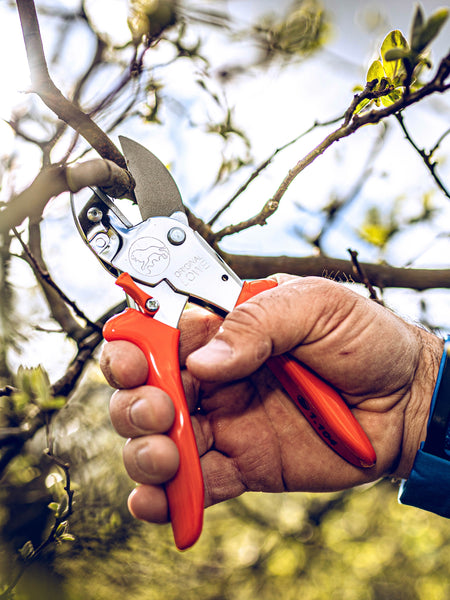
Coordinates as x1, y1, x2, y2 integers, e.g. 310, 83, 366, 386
71, 137, 376, 551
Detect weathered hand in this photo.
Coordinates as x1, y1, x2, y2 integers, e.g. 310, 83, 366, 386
100, 276, 443, 524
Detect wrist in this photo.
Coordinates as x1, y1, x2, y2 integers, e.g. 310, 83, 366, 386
392, 328, 444, 480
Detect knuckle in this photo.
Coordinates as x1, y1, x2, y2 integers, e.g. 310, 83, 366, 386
109, 387, 174, 438
109, 389, 132, 436
123, 436, 179, 484
224, 300, 273, 362
179, 308, 222, 361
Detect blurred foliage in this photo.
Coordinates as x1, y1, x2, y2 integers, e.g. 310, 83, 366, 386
253, 0, 328, 60
2, 368, 450, 600
128, 0, 179, 45
12, 366, 66, 415
358, 192, 436, 253
0, 235, 17, 383
8, 299, 450, 600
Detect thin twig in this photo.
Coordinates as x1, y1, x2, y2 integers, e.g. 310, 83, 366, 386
208, 113, 344, 227
395, 112, 450, 200
12, 227, 102, 332
347, 248, 382, 302
0, 386, 18, 397
311, 123, 388, 252
430, 126, 450, 155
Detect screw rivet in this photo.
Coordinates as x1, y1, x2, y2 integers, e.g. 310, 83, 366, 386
167, 227, 186, 246
87, 207, 103, 222
145, 298, 160, 313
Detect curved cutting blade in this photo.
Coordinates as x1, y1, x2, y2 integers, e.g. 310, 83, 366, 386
119, 136, 184, 220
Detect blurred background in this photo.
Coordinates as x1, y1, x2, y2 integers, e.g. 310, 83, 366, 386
1, 1, 450, 598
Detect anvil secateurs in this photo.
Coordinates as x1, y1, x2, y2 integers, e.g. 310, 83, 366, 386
71, 137, 376, 551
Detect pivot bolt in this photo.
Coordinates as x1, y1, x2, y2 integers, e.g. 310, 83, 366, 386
167, 227, 186, 246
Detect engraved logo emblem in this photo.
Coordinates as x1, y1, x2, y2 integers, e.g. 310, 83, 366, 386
129, 237, 170, 276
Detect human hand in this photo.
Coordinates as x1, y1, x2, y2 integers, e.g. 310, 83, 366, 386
100, 275, 443, 524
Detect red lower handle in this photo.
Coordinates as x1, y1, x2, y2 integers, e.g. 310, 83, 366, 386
103, 308, 204, 550
236, 280, 376, 468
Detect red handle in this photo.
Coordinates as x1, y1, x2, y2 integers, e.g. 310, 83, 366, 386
236, 280, 376, 468
103, 308, 204, 550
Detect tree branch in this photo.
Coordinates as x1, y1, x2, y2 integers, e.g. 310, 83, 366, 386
207, 113, 344, 227
16, 0, 127, 170
1, 159, 134, 235
0, 300, 126, 477
222, 251, 450, 290
347, 248, 382, 302
212, 51, 450, 242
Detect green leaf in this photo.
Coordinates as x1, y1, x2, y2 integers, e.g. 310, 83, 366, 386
30, 366, 51, 408
56, 521, 69, 536
381, 89, 403, 106
416, 8, 449, 53
359, 207, 391, 248
380, 30, 409, 80
18, 540, 34, 560
128, 0, 177, 43
16, 366, 34, 398
366, 59, 384, 84
40, 396, 67, 411
354, 97, 372, 114
410, 4, 425, 50
384, 48, 409, 62
12, 390, 31, 413
48, 502, 60, 513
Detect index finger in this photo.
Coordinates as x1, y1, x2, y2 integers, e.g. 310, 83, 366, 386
100, 340, 148, 389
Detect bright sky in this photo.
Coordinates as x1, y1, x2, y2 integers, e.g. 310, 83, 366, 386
0, 8, 28, 147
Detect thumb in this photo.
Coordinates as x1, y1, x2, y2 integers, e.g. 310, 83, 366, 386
186, 277, 314, 382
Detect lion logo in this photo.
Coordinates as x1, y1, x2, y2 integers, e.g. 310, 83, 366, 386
129, 237, 170, 277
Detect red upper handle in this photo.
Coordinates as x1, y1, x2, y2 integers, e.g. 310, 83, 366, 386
103, 309, 204, 550
236, 280, 376, 468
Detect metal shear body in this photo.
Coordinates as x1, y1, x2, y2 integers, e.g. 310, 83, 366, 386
72, 137, 376, 551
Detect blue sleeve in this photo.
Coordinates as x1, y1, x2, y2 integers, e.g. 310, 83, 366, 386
399, 448, 450, 517
398, 337, 450, 517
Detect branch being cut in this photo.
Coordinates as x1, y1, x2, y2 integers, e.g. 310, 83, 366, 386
1, 159, 133, 235
347, 248, 381, 302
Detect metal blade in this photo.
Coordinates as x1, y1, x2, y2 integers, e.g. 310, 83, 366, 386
119, 136, 185, 220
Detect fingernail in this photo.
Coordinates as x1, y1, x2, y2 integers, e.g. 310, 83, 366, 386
190, 339, 233, 365
130, 399, 152, 430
